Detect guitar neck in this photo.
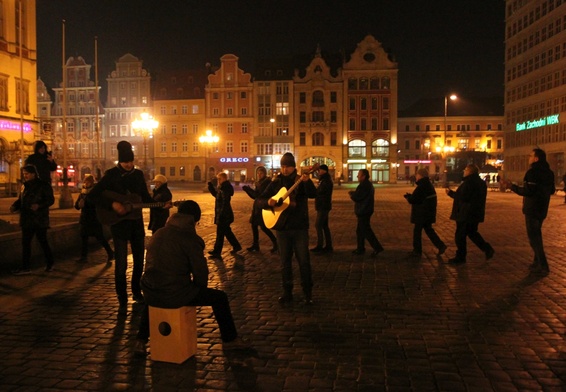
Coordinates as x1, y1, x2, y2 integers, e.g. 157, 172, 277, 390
131, 202, 167, 209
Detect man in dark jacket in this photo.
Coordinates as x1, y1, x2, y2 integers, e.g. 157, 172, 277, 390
348, 169, 384, 257
445, 164, 494, 264
135, 201, 249, 355
10, 164, 55, 274
88, 141, 163, 308
242, 167, 278, 253
207, 172, 242, 258
148, 174, 172, 234
505, 148, 555, 275
25, 140, 57, 185
257, 152, 317, 305
311, 164, 334, 253
404, 168, 447, 258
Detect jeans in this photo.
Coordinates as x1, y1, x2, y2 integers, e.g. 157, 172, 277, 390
276, 229, 313, 296
356, 215, 383, 252
213, 222, 241, 252
413, 222, 445, 253
21, 227, 54, 269
454, 221, 491, 260
251, 222, 277, 246
137, 287, 238, 343
111, 220, 146, 300
315, 209, 332, 248
525, 215, 548, 268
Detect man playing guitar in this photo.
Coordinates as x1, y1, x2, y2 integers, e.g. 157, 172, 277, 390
88, 141, 171, 310
257, 152, 317, 305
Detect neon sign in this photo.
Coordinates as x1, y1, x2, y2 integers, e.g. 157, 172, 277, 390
404, 160, 432, 164
0, 120, 32, 132
516, 114, 560, 131
219, 157, 249, 163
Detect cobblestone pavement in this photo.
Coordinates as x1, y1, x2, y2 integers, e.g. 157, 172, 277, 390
1, 183, 566, 391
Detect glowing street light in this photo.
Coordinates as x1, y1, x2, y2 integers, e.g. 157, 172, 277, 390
199, 129, 219, 181
131, 111, 158, 179
270, 118, 275, 174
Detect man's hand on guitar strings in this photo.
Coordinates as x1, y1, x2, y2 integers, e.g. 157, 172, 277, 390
276, 198, 284, 207
112, 201, 128, 216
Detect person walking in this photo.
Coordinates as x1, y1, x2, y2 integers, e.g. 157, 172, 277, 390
257, 152, 317, 305
134, 200, 249, 355
445, 164, 494, 264
10, 164, 55, 274
207, 172, 242, 258
148, 174, 172, 234
311, 164, 333, 253
504, 148, 555, 275
242, 167, 278, 253
348, 169, 384, 257
25, 140, 57, 185
403, 168, 447, 258
88, 141, 168, 309
74, 174, 114, 263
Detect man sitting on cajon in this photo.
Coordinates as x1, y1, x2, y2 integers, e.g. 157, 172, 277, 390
134, 200, 249, 355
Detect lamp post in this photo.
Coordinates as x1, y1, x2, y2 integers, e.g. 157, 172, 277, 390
199, 129, 219, 182
270, 118, 275, 174
131, 112, 158, 180
443, 94, 457, 174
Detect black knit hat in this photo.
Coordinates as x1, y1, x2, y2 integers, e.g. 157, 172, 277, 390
117, 140, 134, 162
22, 164, 39, 176
177, 200, 201, 222
280, 152, 296, 167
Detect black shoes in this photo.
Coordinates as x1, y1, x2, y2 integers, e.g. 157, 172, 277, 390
310, 246, 324, 253
407, 250, 422, 258
107, 251, 115, 262
133, 293, 145, 304
278, 294, 293, 304
231, 246, 242, 254
448, 257, 466, 265
485, 246, 495, 260
208, 250, 222, 258
371, 247, 384, 257
352, 249, 365, 255
270, 246, 279, 254
247, 245, 259, 252
12, 268, 31, 276
437, 244, 447, 256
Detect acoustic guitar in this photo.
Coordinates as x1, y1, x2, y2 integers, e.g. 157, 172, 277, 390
262, 163, 320, 229
96, 190, 181, 226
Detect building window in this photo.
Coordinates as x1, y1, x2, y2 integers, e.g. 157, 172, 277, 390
213, 108, 219, 116
349, 98, 356, 110
241, 107, 247, 115
171, 124, 177, 134
300, 132, 306, 146
192, 105, 199, 114
171, 142, 177, 152
330, 132, 337, 146
372, 139, 389, 157
312, 91, 324, 107
192, 124, 198, 134
160, 142, 166, 152
227, 107, 233, 116
227, 123, 233, 133
193, 142, 199, 152
242, 123, 248, 133
383, 97, 389, 110
331, 111, 337, 123
312, 111, 324, 122
226, 141, 234, 153
349, 118, 356, 131
300, 112, 306, 123
213, 92, 219, 99
312, 132, 324, 146
241, 141, 248, 153
227, 92, 233, 99
170, 167, 175, 177
181, 105, 188, 114
348, 139, 366, 158
160, 106, 166, 115
0, 76, 7, 110
182, 124, 188, 134
240, 92, 247, 99
330, 92, 337, 103
182, 142, 188, 152
361, 118, 367, 130
299, 92, 306, 104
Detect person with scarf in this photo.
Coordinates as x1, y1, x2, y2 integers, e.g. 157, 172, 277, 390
74, 174, 114, 263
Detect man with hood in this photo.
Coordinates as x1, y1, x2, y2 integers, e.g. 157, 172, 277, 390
257, 152, 317, 305
25, 140, 57, 184
134, 200, 249, 355
504, 148, 555, 275
207, 172, 241, 258
310, 164, 333, 253
88, 141, 169, 309
10, 164, 55, 274
445, 164, 495, 264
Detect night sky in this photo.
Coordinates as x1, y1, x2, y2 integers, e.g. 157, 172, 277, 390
37, 0, 505, 109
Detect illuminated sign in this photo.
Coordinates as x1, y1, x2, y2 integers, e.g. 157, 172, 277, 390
219, 157, 249, 163
404, 160, 432, 164
516, 114, 560, 131
0, 120, 32, 132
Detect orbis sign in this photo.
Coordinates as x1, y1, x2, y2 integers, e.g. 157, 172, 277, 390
219, 157, 249, 163
516, 114, 559, 131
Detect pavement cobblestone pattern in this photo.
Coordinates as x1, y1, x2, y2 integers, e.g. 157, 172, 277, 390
1, 184, 566, 391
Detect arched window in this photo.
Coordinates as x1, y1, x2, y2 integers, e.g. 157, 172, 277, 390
359, 78, 368, 89
348, 139, 366, 158
381, 77, 390, 89
312, 91, 324, 107
312, 132, 324, 146
372, 139, 389, 158
348, 78, 358, 90
370, 78, 379, 89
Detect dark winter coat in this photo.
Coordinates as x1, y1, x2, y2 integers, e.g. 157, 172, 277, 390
141, 213, 208, 309
447, 173, 487, 223
74, 187, 105, 237
314, 172, 333, 211
208, 180, 235, 225
242, 176, 272, 225
349, 178, 375, 217
11, 178, 55, 229
25, 141, 57, 183
511, 160, 555, 220
405, 176, 437, 224
148, 183, 172, 232
257, 170, 317, 231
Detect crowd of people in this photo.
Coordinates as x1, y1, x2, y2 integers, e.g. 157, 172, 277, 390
6, 142, 559, 356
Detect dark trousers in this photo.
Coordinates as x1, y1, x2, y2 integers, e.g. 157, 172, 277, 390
454, 221, 490, 260
356, 215, 383, 252
80, 231, 113, 258
137, 287, 238, 343
21, 227, 54, 269
213, 222, 241, 252
413, 222, 445, 253
111, 221, 145, 300
251, 222, 277, 246
315, 209, 332, 248
525, 215, 548, 268
276, 229, 312, 296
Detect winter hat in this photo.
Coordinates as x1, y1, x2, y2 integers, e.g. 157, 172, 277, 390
177, 200, 201, 222
417, 168, 429, 177
22, 164, 39, 176
280, 152, 296, 167
152, 174, 167, 183
319, 164, 329, 172
117, 140, 134, 162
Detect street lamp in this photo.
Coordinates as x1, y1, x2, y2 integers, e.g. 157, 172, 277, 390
199, 129, 219, 182
443, 94, 458, 174
131, 111, 158, 180
270, 118, 275, 174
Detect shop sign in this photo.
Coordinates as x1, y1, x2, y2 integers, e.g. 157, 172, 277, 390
219, 157, 249, 163
516, 114, 560, 131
